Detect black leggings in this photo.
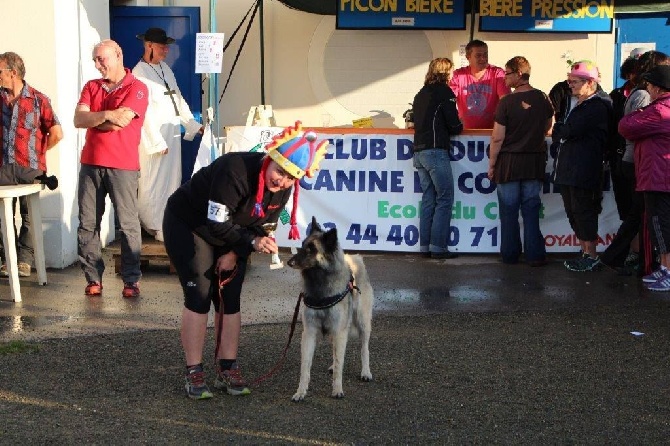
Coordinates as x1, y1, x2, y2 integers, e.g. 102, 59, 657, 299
163, 207, 246, 315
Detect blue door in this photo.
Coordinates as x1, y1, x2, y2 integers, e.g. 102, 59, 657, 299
614, 12, 670, 88
110, 6, 202, 183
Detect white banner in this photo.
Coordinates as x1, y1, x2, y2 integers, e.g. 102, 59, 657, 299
225, 127, 619, 253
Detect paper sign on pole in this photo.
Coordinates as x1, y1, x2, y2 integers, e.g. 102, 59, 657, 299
195, 33, 225, 74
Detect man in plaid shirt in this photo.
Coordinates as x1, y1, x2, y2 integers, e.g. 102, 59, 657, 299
0, 52, 62, 277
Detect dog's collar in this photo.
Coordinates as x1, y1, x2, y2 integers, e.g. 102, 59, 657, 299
302, 274, 358, 310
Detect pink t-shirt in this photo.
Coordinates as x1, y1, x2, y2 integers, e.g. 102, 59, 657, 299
449, 65, 510, 129
77, 69, 148, 170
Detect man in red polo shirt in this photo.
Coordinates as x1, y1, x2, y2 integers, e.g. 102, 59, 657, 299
74, 39, 148, 298
0, 52, 63, 278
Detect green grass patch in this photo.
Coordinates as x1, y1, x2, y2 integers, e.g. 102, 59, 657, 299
0, 340, 39, 355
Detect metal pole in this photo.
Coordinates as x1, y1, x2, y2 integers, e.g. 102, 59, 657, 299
259, 0, 265, 104
469, 0, 476, 42
210, 0, 219, 159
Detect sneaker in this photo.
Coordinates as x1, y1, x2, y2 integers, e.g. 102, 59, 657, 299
624, 252, 640, 268
214, 362, 251, 396
565, 256, 602, 272
85, 281, 103, 296
122, 282, 140, 298
18, 262, 31, 277
563, 252, 589, 269
185, 365, 214, 400
642, 267, 669, 283
646, 276, 670, 292
0, 263, 31, 277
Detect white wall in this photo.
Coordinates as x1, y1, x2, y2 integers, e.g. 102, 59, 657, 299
1, 0, 112, 268
197, 1, 615, 130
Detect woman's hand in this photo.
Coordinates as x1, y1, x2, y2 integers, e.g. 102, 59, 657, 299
252, 236, 278, 254
215, 251, 238, 274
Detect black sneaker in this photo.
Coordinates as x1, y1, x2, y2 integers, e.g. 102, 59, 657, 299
565, 256, 602, 272
214, 362, 251, 396
184, 365, 214, 400
563, 252, 588, 269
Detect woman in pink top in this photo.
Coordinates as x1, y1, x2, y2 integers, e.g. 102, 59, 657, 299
619, 65, 670, 291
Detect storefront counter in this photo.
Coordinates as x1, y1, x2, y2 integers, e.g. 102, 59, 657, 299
225, 126, 617, 253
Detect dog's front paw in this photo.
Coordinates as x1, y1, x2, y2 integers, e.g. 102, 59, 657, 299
331, 390, 345, 399
360, 372, 373, 382
291, 390, 307, 402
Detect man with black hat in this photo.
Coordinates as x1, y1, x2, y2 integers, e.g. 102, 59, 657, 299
133, 27, 203, 243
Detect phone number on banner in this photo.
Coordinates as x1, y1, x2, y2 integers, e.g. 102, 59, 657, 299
314, 221, 499, 250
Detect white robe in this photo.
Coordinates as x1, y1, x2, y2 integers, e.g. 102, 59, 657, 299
132, 61, 202, 236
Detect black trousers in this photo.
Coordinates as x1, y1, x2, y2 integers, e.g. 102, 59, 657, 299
601, 161, 656, 274
0, 164, 42, 264
163, 206, 247, 315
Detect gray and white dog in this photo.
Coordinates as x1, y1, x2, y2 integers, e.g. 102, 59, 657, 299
287, 217, 374, 401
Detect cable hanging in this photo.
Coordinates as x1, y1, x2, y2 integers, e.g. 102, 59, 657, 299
219, 0, 260, 104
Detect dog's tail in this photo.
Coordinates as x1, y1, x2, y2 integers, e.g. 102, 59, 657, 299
346, 254, 369, 290
345, 254, 374, 337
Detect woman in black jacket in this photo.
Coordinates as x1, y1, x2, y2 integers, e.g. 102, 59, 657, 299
551, 60, 613, 272
411, 58, 463, 259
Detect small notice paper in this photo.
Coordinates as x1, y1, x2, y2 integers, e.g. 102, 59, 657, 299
352, 117, 373, 128
195, 33, 225, 74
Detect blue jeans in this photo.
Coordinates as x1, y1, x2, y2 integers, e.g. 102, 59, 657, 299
413, 149, 454, 254
496, 180, 545, 263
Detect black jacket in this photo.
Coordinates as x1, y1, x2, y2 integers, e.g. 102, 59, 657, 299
412, 83, 462, 152
551, 90, 613, 190
166, 152, 291, 258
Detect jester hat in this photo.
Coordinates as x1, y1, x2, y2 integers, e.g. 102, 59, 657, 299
252, 121, 329, 240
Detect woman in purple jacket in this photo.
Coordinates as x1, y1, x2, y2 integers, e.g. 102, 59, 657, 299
619, 65, 670, 291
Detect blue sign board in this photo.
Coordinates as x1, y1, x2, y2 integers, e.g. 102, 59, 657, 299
336, 0, 466, 30
479, 0, 614, 33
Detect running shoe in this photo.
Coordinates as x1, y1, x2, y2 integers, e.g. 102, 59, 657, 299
646, 276, 670, 292
85, 281, 102, 296
214, 361, 251, 396
185, 364, 214, 400
122, 282, 140, 298
642, 267, 669, 283
565, 256, 602, 272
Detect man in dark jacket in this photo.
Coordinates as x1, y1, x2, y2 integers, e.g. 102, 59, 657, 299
552, 61, 613, 272
412, 57, 463, 259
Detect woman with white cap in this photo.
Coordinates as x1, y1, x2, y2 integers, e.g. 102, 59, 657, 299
163, 122, 328, 399
551, 60, 613, 272
619, 65, 670, 291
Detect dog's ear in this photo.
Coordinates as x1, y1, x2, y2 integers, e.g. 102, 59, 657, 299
309, 216, 323, 235
322, 227, 339, 253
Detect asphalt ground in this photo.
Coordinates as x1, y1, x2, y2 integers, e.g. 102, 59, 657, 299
1, 250, 669, 444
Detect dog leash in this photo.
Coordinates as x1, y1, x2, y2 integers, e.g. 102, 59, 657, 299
252, 276, 360, 387
251, 291, 303, 387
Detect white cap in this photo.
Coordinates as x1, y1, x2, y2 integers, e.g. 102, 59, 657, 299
629, 47, 647, 59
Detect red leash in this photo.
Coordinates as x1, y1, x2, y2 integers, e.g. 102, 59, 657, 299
251, 292, 303, 387
215, 265, 302, 387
